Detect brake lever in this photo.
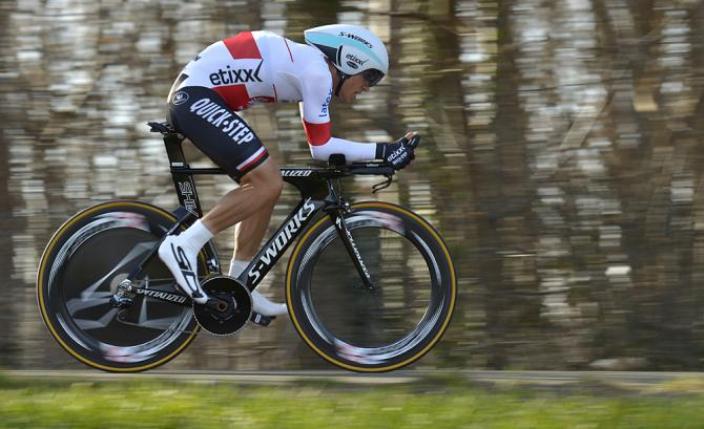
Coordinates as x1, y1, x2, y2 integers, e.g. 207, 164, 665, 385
372, 174, 393, 193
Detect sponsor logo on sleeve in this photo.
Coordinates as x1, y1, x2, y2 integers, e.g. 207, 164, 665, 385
319, 88, 332, 118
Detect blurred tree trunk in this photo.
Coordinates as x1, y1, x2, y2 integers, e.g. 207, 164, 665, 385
491, 0, 541, 366
688, 0, 704, 369
461, 0, 527, 368
0, 1, 18, 367
417, 0, 483, 366
652, 0, 704, 368
0, 125, 18, 367
589, 0, 651, 366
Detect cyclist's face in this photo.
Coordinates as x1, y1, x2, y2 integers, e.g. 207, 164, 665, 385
338, 74, 369, 103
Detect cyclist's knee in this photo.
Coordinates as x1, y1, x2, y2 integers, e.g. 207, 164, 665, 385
264, 176, 284, 202
269, 175, 284, 200
241, 159, 283, 201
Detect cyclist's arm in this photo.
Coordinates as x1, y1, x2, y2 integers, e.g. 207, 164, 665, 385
299, 68, 379, 162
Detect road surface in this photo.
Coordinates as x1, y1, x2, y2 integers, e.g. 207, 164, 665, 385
5, 370, 704, 393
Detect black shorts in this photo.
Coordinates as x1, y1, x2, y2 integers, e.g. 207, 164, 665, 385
167, 86, 268, 182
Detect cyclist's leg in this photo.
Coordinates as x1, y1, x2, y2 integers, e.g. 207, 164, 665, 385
232, 158, 281, 260
200, 158, 283, 233
161, 86, 282, 303
226, 160, 288, 316
167, 85, 280, 234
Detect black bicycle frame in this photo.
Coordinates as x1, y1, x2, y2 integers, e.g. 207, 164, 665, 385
158, 124, 386, 297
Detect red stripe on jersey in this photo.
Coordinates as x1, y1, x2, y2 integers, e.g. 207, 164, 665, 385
213, 85, 250, 111
283, 38, 294, 62
303, 121, 332, 146
223, 31, 262, 59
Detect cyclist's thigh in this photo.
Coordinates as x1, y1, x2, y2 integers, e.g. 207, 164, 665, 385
167, 86, 268, 182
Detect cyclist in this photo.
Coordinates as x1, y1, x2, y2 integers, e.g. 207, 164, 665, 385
158, 24, 417, 318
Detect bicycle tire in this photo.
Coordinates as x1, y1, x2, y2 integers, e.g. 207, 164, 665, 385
286, 201, 456, 372
37, 200, 207, 372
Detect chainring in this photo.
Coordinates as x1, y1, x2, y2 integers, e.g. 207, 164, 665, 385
193, 276, 252, 336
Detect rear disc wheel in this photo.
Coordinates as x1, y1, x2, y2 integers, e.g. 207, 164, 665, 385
37, 201, 207, 372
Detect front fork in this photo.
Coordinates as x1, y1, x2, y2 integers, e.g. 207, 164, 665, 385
327, 200, 376, 292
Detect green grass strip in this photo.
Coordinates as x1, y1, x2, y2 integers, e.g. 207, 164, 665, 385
0, 376, 702, 429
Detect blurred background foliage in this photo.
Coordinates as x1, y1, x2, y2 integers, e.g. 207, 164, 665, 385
1, 0, 704, 371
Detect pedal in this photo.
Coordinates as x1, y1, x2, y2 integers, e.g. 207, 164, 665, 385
249, 312, 275, 327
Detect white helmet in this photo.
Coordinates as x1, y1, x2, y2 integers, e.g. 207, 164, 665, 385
304, 24, 388, 88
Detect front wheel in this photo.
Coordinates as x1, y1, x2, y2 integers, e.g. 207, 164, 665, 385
286, 201, 457, 372
37, 201, 211, 372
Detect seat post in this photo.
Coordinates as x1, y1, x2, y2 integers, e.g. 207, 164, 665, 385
150, 123, 204, 217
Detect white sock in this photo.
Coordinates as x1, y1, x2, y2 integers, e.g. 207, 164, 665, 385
178, 220, 214, 251
228, 258, 287, 316
229, 259, 250, 278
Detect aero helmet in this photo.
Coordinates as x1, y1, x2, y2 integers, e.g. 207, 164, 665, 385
304, 24, 388, 93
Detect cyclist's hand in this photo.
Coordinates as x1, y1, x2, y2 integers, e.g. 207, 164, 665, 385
381, 132, 420, 170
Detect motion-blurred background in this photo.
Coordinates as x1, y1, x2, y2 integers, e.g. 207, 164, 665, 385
1, 0, 703, 371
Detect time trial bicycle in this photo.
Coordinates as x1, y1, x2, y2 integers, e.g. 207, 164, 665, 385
36, 122, 456, 372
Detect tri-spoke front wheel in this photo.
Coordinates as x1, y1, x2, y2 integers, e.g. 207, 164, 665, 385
286, 201, 456, 372
37, 201, 206, 372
